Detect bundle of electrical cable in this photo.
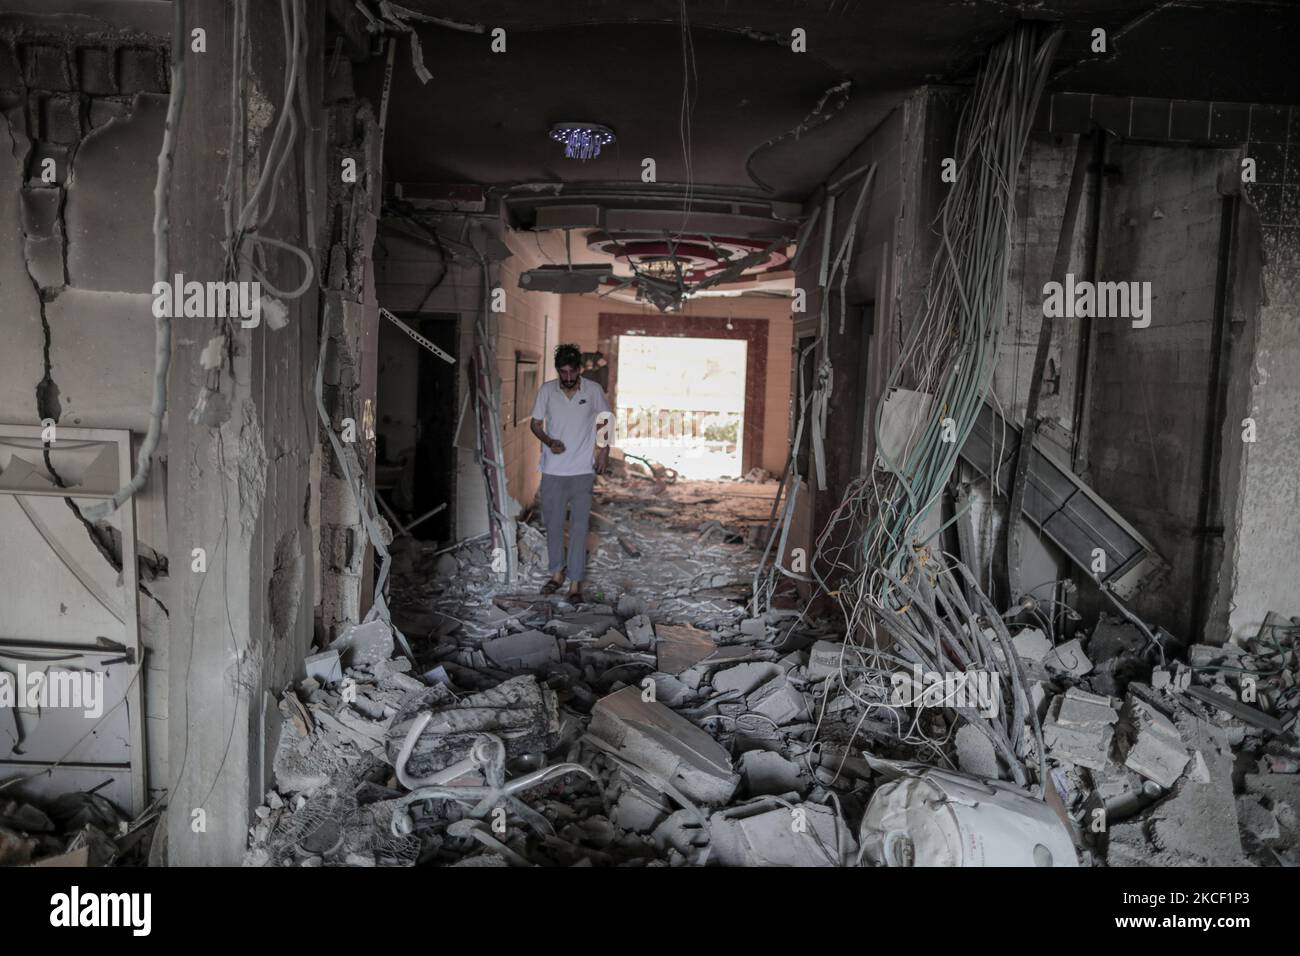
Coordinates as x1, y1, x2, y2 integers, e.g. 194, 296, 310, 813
821, 22, 1063, 625
756, 23, 1063, 782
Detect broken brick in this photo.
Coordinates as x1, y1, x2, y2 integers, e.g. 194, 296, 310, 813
40, 94, 81, 144
88, 97, 129, 129
0, 39, 19, 89
20, 187, 62, 240
21, 44, 70, 90
76, 47, 116, 95
116, 48, 163, 93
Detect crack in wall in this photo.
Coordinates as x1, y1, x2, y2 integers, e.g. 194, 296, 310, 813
3, 34, 171, 616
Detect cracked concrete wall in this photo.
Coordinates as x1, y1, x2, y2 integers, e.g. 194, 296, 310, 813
164, 0, 324, 865
1075, 143, 1233, 639
0, 19, 174, 802
1212, 112, 1300, 641
314, 60, 381, 643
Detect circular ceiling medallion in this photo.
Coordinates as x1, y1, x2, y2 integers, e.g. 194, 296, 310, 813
586, 233, 788, 282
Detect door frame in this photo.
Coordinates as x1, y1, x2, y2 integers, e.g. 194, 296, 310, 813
597, 313, 769, 473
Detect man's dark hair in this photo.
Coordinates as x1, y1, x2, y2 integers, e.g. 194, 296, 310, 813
554, 343, 582, 370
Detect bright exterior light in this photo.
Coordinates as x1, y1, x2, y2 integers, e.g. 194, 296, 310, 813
549, 122, 616, 161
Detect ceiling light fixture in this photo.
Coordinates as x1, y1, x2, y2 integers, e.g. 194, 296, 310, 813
549, 122, 616, 161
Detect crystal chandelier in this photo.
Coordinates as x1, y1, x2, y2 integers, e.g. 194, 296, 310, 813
549, 122, 616, 161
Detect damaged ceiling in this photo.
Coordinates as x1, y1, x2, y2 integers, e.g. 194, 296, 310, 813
365, 0, 1300, 201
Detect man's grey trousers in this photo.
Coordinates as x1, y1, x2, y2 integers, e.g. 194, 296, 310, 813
540, 472, 595, 583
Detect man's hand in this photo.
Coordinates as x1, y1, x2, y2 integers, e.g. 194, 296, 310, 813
549, 439, 566, 454
594, 447, 609, 475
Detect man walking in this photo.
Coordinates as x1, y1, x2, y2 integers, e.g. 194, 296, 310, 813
529, 344, 611, 604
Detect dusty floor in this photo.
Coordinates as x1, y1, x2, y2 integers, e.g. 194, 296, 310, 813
235, 475, 1300, 867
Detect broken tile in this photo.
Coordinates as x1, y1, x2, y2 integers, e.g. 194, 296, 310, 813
655, 622, 717, 674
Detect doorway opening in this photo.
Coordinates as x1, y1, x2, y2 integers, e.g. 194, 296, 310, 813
376, 313, 459, 542
614, 335, 747, 479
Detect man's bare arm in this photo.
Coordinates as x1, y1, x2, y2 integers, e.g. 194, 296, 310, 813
531, 418, 564, 453
593, 411, 612, 474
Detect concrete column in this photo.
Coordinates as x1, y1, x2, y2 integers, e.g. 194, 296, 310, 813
166, 0, 323, 865
1212, 217, 1300, 642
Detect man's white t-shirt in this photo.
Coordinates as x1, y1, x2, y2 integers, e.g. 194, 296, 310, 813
530, 376, 611, 476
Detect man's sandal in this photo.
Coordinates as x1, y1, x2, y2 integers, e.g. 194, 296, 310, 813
541, 579, 563, 595
566, 590, 585, 605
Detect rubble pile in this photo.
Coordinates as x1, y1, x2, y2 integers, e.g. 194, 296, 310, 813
1021, 611, 1300, 867
0, 790, 164, 867
244, 478, 1300, 867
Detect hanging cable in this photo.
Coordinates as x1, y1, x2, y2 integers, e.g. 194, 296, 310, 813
86, 0, 186, 520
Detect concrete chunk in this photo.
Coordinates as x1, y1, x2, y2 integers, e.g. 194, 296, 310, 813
1011, 627, 1052, 662
709, 798, 856, 867
304, 649, 342, 685
1043, 718, 1114, 771
1043, 690, 1117, 770
955, 724, 1000, 778
747, 676, 808, 726
330, 619, 395, 667
1055, 687, 1119, 727
656, 623, 717, 674
713, 662, 782, 697
612, 779, 673, 834
1121, 697, 1190, 789
481, 629, 560, 672
807, 640, 844, 681
624, 614, 655, 649
738, 749, 807, 797
587, 685, 738, 804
